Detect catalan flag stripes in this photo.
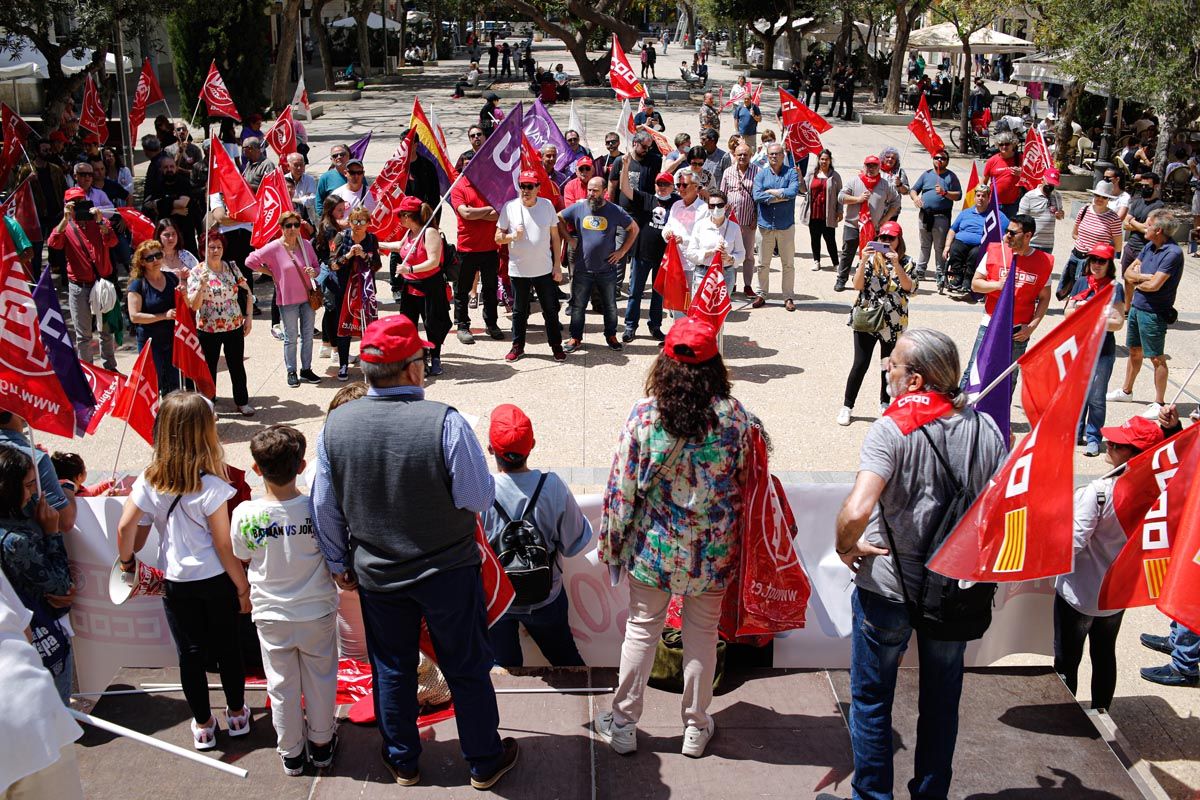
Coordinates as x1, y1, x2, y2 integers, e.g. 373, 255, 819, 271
1143, 557, 1171, 599
994, 508, 1028, 573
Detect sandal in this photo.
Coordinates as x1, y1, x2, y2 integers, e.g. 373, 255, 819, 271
192, 716, 219, 751
226, 705, 252, 737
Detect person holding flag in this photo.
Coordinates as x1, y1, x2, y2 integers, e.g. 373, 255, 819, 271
683, 189, 745, 307
619, 163, 677, 343
127, 240, 181, 395
835, 155, 900, 293
382, 197, 454, 376
732, 92, 762, 150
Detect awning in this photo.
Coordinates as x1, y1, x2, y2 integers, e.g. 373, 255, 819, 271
906, 22, 1034, 55
330, 12, 402, 31
1010, 53, 1111, 97
0, 40, 134, 79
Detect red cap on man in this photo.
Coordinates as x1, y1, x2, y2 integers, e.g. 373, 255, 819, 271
863, 155, 881, 166
655, 172, 675, 185
518, 170, 539, 185
576, 156, 594, 169
1043, 167, 1061, 186
1100, 416, 1164, 452
663, 317, 719, 365
360, 315, 433, 364
489, 404, 535, 463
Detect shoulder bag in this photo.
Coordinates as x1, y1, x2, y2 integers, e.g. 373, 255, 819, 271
850, 256, 889, 334
284, 244, 324, 311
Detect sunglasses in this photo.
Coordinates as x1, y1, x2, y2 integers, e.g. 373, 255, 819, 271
605, 141, 619, 147
877, 234, 895, 242
347, 170, 365, 176
350, 220, 368, 226
469, 132, 485, 138
935, 155, 949, 161
577, 165, 593, 171
1003, 229, 1024, 237
282, 222, 301, 229
76, 171, 94, 177
143, 251, 164, 262
567, 138, 579, 144
519, 183, 538, 190
690, 160, 705, 166
708, 202, 726, 209
1088, 256, 1110, 263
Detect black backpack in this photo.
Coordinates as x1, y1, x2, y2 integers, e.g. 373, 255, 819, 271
490, 474, 552, 606
880, 416, 997, 642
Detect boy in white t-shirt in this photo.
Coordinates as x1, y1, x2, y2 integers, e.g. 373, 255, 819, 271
231, 425, 338, 777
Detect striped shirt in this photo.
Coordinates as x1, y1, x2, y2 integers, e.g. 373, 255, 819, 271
719, 163, 759, 228
1073, 204, 1122, 253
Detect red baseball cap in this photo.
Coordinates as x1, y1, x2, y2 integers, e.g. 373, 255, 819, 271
64, 187, 87, 202
82, 133, 100, 145
1043, 167, 1061, 186
576, 156, 594, 168
879, 221, 903, 238
397, 195, 423, 213
863, 155, 881, 166
518, 170, 539, 185
655, 172, 675, 185
489, 404, 535, 461
1089, 242, 1115, 260
360, 315, 432, 364
1100, 416, 1164, 451
664, 317, 719, 365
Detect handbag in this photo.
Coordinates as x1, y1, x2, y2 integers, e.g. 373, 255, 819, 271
285, 243, 323, 311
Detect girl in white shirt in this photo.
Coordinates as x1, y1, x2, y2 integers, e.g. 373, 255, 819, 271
117, 392, 252, 750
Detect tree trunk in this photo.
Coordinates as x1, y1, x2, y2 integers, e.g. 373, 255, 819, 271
736, 27, 747, 63
958, 42, 972, 152
312, 0, 336, 91
271, 0, 301, 110
354, 11, 372, 72
1054, 81, 1085, 172
833, 6, 853, 66
884, 0, 914, 114
1152, 103, 1199, 178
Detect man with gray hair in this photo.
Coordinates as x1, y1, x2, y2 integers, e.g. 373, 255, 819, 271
699, 128, 731, 186
751, 142, 803, 309
239, 137, 275, 192
311, 314, 519, 790
283, 151, 317, 224
836, 327, 1007, 800
1109, 208, 1184, 415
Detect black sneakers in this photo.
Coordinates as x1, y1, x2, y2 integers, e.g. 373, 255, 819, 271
299, 369, 321, 384
309, 733, 338, 769
286, 371, 300, 388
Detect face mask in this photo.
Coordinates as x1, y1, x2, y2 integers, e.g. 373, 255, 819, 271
710, 210, 726, 223
1141, 185, 1155, 198
655, 190, 673, 200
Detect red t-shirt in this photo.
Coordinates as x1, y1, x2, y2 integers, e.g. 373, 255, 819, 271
562, 178, 588, 207
983, 153, 1022, 204
450, 178, 498, 253
978, 243, 1053, 326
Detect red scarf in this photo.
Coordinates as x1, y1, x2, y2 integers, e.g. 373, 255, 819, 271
883, 391, 955, 435
859, 171, 881, 192
1072, 274, 1112, 305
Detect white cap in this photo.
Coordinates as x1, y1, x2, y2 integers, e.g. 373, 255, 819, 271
1091, 180, 1118, 200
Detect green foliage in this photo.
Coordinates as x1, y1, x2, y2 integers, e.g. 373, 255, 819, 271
167, 0, 271, 124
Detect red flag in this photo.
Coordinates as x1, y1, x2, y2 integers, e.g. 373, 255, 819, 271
115, 207, 155, 246
130, 58, 164, 141
688, 255, 732, 331
519, 135, 563, 211
110, 345, 159, 446
750, 82, 763, 105
637, 124, 673, 157
1098, 425, 1200, 610
0, 225, 76, 437
609, 35, 648, 100
1158, 448, 1200, 630
0, 178, 41, 242
80, 74, 108, 144
370, 129, 416, 206
172, 290, 216, 398
79, 363, 123, 435
367, 191, 405, 242
1018, 282, 1114, 427
1019, 127, 1051, 191
927, 295, 1109, 582
858, 215, 876, 258
249, 168, 295, 248
199, 61, 241, 120
292, 76, 311, 118
0, 104, 34, 189
653, 240, 690, 313
264, 106, 298, 159
778, 89, 831, 158
907, 93, 945, 155
210, 138, 258, 223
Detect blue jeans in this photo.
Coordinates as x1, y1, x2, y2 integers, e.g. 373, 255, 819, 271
1171, 622, 1200, 676
569, 269, 619, 340
359, 566, 504, 776
278, 301, 315, 374
1078, 351, 1115, 446
1056, 249, 1088, 298
623, 254, 664, 335
488, 589, 585, 668
849, 588, 967, 800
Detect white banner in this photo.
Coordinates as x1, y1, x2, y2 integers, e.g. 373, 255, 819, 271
64, 489, 1054, 692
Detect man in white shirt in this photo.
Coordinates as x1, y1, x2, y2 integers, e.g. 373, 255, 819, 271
284, 152, 318, 225
495, 170, 565, 362
329, 158, 376, 217
663, 170, 707, 252
1016, 167, 1063, 255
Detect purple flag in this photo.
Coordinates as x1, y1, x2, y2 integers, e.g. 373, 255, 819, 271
524, 99, 575, 173
463, 103, 525, 212
975, 182, 1006, 271
965, 242, 1016, 444
348, 131, 372, 162
32, 269, 96, 435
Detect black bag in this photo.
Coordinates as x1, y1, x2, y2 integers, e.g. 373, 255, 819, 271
490, 473, 552, 606
440, 233, 461, 284
880, 417, 997, 642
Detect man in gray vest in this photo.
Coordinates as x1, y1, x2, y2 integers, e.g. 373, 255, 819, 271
310, 315, 518, 790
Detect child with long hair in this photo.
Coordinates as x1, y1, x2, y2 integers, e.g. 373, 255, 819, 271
116, 392, 252, 750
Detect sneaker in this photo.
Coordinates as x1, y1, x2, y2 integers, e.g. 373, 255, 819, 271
226, 705, 252, 736
1106, 388, 1134, 402
1140, 664, 1199, 687
191, 716, 218, 751
319, 344, 331, 359
594, 711, 636, 755
811, 261, 823, 271
621, 330, 635, 343
1140, 633, 1173, 655
485, 325, 505, 340
253, 304, 263, 317
384, 757, 420, 786
606, 335, 623, 351
469, 295, 479, 309
833, 280, 847, 292
682, 719, 715, 758
743, 285, 755, 297
237, 404, 256, 417
551, 344, 566, 362
505, 344, 525, 362
457, 329, 476, 345
469, 737, 519, 790
562, 338, 582, 353
650, 329, 665, 341
308, 733, 338, 769
337, 365, 349, 381
287, 371, 300, 388
299, 369, 321, 384
836, 406, 852, 426
349, 354, 360, 365
282, 752, 307, 777
1141, 402, 1164, 420
428, 356, 444, 376
1084, 441, 1100, 457
271, 323, 284, 340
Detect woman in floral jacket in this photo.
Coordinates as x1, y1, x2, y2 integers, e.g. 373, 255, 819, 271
594, 317, 752, 760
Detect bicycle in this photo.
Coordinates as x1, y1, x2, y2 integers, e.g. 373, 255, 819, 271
949, 122, 994, 158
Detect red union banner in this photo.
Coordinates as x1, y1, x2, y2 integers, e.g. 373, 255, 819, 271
0, 104, 33, 189
110, 345, 159, 446
778, 89, 831, 158
0, 178, 41, 243
907, 93, 945, 155
130, 58, 164, 142
1020, 127, 1051, 190
638, 124, 673, 156
370, 129, 416, 205
80, 75, 108, 144
210, 138, 258, 223
609, 35, 648, 100
80, 363, 123, 435
689, 256, 732, 331
1157, 449, 1200, 631
200, 61, 240, 120
249, 168, 294, 248
264, 106, 298, 159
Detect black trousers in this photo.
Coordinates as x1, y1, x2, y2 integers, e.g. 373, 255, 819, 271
808, 219, 838, 266
162, 573, 246, 725
843, 330, 895, 408
946, 239, 980, 291
511, 272, 563, 348
198, 328, 248, 405
1053, 594, 1124, 711
455, 250, 500, 330
398, 273, 452, 354
805, 89, 822, 109
323, 282, 352, 367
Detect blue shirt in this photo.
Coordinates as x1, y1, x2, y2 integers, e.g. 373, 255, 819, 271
315, 168, 348, 219
1132, 238, 1183, 314
310, 385, 495, 574
733, 103, 760, 136
560, 201, 632, 273
950, 207, 1009, 247
911, 168, 961, 214
752, 165, 799, 230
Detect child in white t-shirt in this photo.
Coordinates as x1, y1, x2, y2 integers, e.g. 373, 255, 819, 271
231, 425, 338, 777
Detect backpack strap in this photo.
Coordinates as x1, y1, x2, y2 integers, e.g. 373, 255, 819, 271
520, 473, 549, 523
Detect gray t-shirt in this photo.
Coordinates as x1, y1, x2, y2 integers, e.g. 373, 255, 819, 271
853, 409, 1007, 602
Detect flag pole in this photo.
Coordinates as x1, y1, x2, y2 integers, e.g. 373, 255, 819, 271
23, 421, 42, 500
108, 414, 132, 490
1167, 357, 1200, 407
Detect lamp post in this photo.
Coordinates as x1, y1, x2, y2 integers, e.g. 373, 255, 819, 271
1093, 90, 1116, 183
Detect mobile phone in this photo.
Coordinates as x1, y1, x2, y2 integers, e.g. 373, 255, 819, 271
73, 200, 94, 221
866, 240, 892, 254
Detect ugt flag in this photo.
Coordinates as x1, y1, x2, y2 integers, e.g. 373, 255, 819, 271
964, 250, 1016, 441
264, 106, 298, 159
200, 60, 240, 120
689, 255, 732, 331
1019, 127, 1051, 191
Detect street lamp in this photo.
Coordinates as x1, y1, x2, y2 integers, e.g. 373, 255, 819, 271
1093, 89, 1116, 183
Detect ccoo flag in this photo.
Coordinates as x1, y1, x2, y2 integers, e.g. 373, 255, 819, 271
1157, 446, 1200, 631
609, 35, 648, 100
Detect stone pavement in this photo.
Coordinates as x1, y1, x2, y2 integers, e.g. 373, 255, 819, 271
63, 39, 1200, 797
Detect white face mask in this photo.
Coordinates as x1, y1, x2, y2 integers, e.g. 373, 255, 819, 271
709, 209, 726, 223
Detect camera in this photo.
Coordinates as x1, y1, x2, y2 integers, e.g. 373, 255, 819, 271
73, 200, 95, 221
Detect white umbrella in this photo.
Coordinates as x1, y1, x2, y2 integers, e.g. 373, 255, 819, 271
906, 22, 1033, 55
0, 40, 134, 78
330, 12, 401, 31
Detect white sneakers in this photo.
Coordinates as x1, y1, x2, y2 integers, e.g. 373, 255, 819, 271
1106, 388, 1134, 402
319, 344, 331, 359
836, 407, 852, 426
594, 712, 636, 754
1141, 402, 1164, 420
682, 719, 716, 758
